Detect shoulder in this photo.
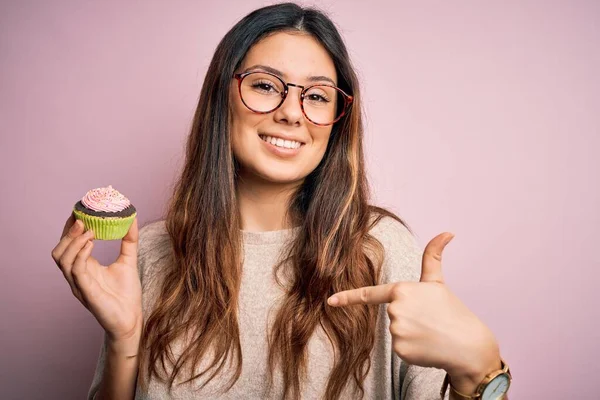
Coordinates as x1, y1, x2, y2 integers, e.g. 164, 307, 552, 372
138, 219, 169, 253
367, 210, 423, 284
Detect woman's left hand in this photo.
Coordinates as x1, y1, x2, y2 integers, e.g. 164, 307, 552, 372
327, 232, 502, 392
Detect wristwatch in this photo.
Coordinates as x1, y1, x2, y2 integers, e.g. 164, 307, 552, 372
440, 358, 512, 399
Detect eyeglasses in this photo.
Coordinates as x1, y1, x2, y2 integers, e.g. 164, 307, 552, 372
233, 71, 353, 126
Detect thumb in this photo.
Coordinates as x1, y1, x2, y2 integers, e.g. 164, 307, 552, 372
117, 217, 139, 267
419, 232, 454, 283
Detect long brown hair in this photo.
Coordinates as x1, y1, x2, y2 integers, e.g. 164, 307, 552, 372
138, 3, 408, 399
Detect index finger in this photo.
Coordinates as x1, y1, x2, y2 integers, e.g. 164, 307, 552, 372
52, 213, 84, 262
60, 213, 77, 239
327, 283, 399, 307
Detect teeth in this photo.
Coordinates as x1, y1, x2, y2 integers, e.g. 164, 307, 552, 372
260, 135, 302, 149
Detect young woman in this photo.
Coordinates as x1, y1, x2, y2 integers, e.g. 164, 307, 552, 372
52, 3, 510, 399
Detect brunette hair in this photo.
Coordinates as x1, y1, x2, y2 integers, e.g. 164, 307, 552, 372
138, 3, 408, 399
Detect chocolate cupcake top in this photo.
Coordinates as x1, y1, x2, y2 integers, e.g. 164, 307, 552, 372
82, 185, 131, 213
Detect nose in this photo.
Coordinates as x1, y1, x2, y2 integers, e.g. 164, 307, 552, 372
273, 85, 304, 126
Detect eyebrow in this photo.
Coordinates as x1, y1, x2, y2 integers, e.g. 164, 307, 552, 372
242, 64, 337, 86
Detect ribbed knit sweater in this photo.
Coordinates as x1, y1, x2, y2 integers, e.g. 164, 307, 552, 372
88, 216, 448, 399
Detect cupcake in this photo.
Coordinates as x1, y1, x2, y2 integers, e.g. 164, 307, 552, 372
73, 185, 137, 240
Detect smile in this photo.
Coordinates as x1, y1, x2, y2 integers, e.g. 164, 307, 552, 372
259, 134, 303, 150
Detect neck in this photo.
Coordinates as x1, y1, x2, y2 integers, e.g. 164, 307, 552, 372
236, 170, 302, 232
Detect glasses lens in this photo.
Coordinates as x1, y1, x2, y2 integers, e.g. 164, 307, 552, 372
303, 85, 345, 125
238, 73, 349, 125
240, 72, 285, 112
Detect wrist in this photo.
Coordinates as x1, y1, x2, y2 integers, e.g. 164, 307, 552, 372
107, 328, 142, 358
446, 326, 502, 393
448, 357, 502, 395
447, 337, 501, 394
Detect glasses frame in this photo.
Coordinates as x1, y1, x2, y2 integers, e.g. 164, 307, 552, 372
233, 71, 354, 126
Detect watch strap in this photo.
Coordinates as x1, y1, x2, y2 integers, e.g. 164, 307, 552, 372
440, 358, 511, 400
440, 373, 481, 399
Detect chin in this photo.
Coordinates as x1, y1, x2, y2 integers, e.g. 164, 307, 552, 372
254, 165, 306, 185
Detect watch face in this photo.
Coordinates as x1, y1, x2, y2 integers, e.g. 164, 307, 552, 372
481, 373, 510, 400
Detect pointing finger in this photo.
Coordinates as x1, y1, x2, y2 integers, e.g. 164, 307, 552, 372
327, 283, 403, 307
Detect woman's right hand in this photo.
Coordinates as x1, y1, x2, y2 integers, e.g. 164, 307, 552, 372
51, 214, 143, 347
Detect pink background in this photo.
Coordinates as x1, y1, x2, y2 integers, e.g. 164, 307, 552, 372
1, 1, 598, 398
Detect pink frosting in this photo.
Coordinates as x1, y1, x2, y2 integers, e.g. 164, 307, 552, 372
82, 185, 131, 212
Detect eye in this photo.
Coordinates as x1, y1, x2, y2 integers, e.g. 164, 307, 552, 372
251, 80, 279, 94
307, 93, 330, 103
305, 86, 333, 103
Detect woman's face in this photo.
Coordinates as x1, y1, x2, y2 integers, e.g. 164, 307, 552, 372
229, 32, 337, 184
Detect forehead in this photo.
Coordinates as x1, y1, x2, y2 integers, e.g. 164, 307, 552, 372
241, 31, 337, 84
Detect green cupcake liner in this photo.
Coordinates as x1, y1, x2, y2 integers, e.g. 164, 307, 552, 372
73, 208, 136, 241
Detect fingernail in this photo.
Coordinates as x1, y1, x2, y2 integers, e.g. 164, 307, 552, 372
327, 296, 339, 306
71, 220, 82, 232
86, 229, 95, 238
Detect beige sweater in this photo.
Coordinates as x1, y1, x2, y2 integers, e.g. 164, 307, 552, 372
88, 216, 448, 399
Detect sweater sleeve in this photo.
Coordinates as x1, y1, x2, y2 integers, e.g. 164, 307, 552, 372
86, 220, 166, 400
370, 215, 448, 400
